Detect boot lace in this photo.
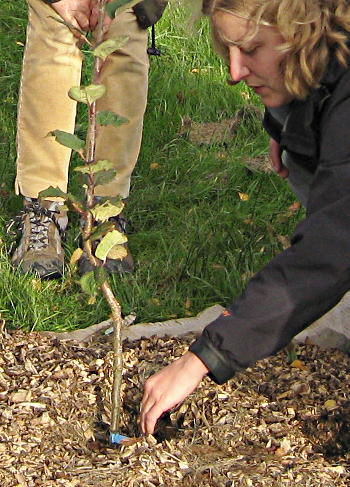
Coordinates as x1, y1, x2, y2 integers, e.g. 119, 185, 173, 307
7, 201, 63, 252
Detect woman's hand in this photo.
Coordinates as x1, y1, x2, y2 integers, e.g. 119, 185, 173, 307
269, 138, 289, 178
140, 352, 209, 435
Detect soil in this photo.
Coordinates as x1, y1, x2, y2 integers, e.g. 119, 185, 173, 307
0, 322, 350, 487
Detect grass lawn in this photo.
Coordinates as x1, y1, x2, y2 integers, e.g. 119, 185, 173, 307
0, 1, 304, 332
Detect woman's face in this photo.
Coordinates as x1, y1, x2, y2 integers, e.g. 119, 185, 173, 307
213, 10, 294, 107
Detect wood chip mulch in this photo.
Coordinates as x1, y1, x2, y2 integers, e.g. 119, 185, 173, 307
0, 322, 350, 487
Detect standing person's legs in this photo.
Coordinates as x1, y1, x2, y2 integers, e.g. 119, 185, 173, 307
13, 3, 149, 277
94, 8, 149, 199
12, 0, 82, 278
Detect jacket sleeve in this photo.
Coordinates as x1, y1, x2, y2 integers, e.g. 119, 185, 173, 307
190, 81, 350, 385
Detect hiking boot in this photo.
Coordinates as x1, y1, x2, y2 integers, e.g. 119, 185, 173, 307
78, 214, 134, 276
10, 199, 65, 279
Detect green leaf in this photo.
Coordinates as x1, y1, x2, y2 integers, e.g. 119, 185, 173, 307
95, 169, 117, 186
91, 199, 124, 222
96, 110, 129, 128
93, 37, 129, 60
68, 84, 106, 104
39, 186, 69, 200
59, 205, 70, 212
74, 160, 115, 175
89, 221, 115, 242
74, 165, 89, 174
95, 230, 127, 261
80, 270, 98, 296
94, 266, 109, 286
48, 130, 85, 152
39, 186, 79, 203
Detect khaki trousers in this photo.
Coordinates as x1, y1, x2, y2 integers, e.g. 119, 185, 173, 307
16, 0, 149, 199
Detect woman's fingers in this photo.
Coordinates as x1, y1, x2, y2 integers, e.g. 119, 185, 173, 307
139, 352, 209, 435
269, 138, 289, 179
140, 400, 164, 435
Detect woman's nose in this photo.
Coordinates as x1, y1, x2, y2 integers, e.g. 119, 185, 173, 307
229, 46, 250, 82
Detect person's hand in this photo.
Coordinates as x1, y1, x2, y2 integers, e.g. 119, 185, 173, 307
269, 138, 289, 179
140, 351, 209, 435
51, 0, 93, 33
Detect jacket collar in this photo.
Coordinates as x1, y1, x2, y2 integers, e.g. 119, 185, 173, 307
279, 53, 349, 160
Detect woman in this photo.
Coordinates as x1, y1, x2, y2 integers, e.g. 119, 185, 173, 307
140, 0, 350, 435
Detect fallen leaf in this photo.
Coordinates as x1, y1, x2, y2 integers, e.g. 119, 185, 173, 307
10, 390, 31, 403
288, 201, 301, 213
290, 359, 308, 370
238, 192, 249, 201
31, 279, 42, 291
324, 399, 337, 411
150, 162, 160, 170
275, 438, 291, 457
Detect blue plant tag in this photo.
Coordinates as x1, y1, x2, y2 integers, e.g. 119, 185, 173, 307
110, 433, 129, 444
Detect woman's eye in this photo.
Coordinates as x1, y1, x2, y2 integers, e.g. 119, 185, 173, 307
241, 47, 257, 55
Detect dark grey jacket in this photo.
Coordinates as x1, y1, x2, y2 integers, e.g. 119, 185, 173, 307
190, 52, 350, 384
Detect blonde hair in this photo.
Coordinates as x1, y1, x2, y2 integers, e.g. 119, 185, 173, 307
205, 0, 350, 99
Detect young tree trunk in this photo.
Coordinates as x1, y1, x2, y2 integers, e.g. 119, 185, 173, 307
84, 0, 124, 436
